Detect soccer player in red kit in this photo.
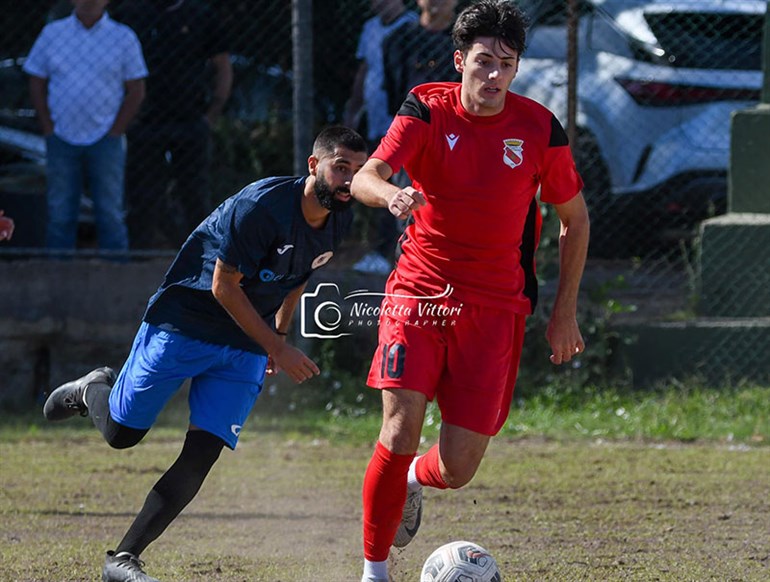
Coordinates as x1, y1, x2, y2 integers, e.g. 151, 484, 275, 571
350, 1, 590, 580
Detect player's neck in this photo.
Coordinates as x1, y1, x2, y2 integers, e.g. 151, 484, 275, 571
75, 9, 105, 28
460, 90, 505, 117
379, 5, 406, 26
420, 11, 453, 32
301, 180, 331, 229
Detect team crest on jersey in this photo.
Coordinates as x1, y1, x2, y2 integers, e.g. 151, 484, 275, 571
503, 138, 524, 169
311, 251, 333, 269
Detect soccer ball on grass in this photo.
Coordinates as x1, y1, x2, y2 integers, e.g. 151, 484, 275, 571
420, 540, 501, 582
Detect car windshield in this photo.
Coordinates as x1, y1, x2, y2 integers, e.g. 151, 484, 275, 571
642, 12, 762, 71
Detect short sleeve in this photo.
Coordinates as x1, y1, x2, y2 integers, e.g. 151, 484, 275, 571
355, 19, 369, 61
372, 92, 430, 176
217, 199, 277, 279
22, 27, 51, 78
121, 28, 148, 81
539, 115, 584, 205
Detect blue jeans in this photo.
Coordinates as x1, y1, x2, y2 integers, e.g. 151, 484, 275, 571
45, 133, 128, 251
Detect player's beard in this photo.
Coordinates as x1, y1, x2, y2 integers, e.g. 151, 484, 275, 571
314, 173, 353, 213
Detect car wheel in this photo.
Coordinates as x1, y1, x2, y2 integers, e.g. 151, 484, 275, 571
574, 130, 631, 259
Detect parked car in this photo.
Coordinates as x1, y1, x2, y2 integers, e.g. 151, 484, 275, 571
512, 0, 765, 256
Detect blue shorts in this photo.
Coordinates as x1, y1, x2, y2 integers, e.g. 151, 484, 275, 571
109, 322, 268, 449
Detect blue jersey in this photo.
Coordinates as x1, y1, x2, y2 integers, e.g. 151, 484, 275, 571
143, 176, 352, 354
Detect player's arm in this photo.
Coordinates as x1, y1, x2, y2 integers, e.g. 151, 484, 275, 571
351, 158, 426, 219
206, 52, 233, 125
266, 282, 308, 375
211, 259, 319, 382
546, 192, 590, 365
275, 282, 307, 335
343, 61, 367, 128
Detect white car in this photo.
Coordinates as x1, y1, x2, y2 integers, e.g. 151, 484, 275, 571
512, 0, 765, 256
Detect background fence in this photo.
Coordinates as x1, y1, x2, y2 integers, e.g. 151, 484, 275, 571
0, 0, 767, 387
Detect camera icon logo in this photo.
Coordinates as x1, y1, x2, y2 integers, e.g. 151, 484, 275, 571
300, 283, 352, 339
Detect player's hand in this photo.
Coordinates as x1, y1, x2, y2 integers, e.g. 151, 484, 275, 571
387, 187, 426, 219
270, 342, 320, 383
0, 211, 15, 241
545, 314, 585, 365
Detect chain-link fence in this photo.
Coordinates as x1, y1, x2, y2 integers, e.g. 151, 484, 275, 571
0, 0, 767, 384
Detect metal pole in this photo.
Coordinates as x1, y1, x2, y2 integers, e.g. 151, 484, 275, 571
566, 0, 579, 148
292, 0, 314, 175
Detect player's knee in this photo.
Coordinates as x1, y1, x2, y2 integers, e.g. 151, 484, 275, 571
183, 429, 225, 472
105, 432, 143, 449
103, 422, 147, 449
379, 420, 422, 455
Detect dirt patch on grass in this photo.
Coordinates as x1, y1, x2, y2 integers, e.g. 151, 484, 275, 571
1, 431, 768, 581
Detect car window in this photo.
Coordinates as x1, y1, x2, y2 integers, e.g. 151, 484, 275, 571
527, 26, 568, 59
588, 10, 635, 59
645, 12, 763, 71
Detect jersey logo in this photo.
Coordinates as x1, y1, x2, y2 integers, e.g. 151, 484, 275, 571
277, 244, 294, 255
231, 424, 242, 437
259, 269, 277, 282
311, 251, 334, 269
445, 133, 459, 151
503, 138, 524, 168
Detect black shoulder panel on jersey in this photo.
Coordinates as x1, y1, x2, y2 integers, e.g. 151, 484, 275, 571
549, 114, 569, 147
397, 92, 431, 123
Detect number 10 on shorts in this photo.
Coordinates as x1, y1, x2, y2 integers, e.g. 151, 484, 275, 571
380, 343, 405, 379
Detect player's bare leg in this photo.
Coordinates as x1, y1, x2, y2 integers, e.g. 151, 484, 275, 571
397, 422, 491, 549
434, 422, 491, 487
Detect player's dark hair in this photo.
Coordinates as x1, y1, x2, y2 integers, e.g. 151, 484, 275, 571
452, 0, 529, 56
313, 125, 367, 159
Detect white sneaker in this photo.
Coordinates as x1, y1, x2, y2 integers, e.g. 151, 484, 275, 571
392, 487, 423, 548
353, 252, 392, 275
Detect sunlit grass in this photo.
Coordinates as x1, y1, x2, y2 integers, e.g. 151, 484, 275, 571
3, 382, 768, 446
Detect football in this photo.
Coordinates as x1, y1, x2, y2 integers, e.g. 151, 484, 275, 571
420, 540, 502, 582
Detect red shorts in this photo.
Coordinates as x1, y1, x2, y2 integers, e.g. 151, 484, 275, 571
367, 293, 527, 436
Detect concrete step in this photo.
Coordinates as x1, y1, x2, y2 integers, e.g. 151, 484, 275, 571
620, 317, 770, 387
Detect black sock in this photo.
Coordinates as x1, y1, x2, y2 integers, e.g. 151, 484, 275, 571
115, 430, 225, 556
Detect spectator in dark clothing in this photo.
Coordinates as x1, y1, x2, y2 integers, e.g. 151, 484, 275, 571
115, 0, 233, 249
353, 0, 459, 274
383, 0, 460, 116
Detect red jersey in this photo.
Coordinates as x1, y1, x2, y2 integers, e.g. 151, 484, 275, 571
373, 82, 583, 313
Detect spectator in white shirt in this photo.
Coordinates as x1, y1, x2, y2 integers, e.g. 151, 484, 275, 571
24, 0, 147, 254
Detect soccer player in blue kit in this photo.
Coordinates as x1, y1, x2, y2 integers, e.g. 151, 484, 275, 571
42, 126, 368, 582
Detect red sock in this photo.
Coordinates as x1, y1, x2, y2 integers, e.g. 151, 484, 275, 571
362, 441, 415, 561
415, 444, 450, 489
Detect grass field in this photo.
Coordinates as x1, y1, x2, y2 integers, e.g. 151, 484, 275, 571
1, 385, 769, 581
